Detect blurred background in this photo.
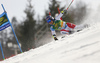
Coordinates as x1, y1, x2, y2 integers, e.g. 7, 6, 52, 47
0, 0, 100, 60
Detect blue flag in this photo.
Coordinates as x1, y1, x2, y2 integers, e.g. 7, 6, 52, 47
0, 4, 23, 53
0, 12, 10, 31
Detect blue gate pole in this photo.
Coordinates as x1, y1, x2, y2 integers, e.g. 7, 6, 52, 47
9, 23, 23, 53
1, 4, 23, 53
8, 20, 23, 53
0, 42, 5, 60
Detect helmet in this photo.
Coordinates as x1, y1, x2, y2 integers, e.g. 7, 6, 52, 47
46, 15, 54, 23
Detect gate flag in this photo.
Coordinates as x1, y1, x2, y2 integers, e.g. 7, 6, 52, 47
0, 4, 23, 53
0, 12, 10, 31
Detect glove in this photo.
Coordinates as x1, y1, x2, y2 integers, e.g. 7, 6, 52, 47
64, 10, 67, 13
54, 37, 58, 41
61, 10, 67, 14
61, 11, 64, 13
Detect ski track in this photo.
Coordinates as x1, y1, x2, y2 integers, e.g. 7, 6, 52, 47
0, 23, 100, 63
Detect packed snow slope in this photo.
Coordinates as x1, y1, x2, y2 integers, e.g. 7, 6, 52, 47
1, 23, 100, 63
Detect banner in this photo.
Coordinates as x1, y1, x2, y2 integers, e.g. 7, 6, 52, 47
0, 12, 10, 31
0, 4, 23, 53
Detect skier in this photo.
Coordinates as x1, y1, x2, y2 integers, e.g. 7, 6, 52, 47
46, 10, 87, 41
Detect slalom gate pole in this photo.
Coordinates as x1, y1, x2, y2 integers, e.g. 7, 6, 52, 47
1, 4, 23, 53
49, 12, 51, 15
57, 7, 60, 14
66, 0, 74, 10
0, 42, 5, 60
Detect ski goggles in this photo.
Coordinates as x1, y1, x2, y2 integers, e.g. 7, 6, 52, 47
47, 19, 51, 23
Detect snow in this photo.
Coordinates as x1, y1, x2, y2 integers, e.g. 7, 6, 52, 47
0, 22, 100, 63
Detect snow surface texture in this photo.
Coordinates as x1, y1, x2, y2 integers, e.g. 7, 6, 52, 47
0, 22, 100, 63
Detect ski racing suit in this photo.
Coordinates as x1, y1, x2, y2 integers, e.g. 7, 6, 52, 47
50, 12, 84, 39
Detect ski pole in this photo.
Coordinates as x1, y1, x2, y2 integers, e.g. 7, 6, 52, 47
66, 0, 74, 10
